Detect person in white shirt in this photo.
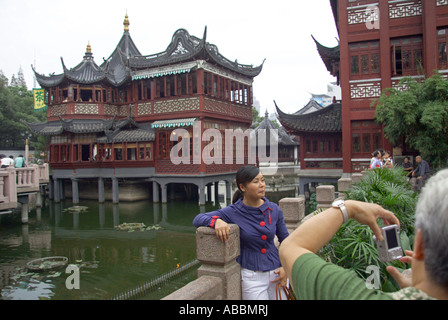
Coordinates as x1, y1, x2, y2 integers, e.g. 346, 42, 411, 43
0, 155, 12, 168
4, 156, 14, 167
383, 150, 394, 168
369, 150, 383, 170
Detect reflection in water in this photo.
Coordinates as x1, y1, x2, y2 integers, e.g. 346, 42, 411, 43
0, 198, 221, 300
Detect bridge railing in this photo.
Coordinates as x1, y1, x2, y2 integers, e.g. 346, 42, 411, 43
15, 165, 40, 193
0, 164, 49, 213
37, 163, 50, 184
0, 168, 18, 211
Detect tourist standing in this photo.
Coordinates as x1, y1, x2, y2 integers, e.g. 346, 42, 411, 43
14, 155, 26, 168
369, 150, 383, 170
383, 150, 394, 168
193, 165, 290, 300
402, 156, 414, 179
6, 156, 15, 167
0, 155, 8, 168
0, 155, 14, 168
412, 156, 430, 192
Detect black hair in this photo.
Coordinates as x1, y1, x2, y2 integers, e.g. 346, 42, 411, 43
232, 165, 260, 204
373, 150, 381, 157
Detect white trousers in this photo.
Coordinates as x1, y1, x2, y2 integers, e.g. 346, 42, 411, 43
241, 268, 288, 300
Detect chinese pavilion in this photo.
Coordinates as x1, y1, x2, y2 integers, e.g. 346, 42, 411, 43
27, 15, 264, 205
279, 0, 448, 177
276, 101, 343, 195
252, 111, 299, 166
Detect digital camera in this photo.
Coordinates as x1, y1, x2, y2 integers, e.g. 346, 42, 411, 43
373, 225, 403, 263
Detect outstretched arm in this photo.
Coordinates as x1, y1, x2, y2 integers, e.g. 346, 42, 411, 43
279, 200, 400, 282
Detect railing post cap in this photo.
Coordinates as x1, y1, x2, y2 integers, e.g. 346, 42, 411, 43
196, 224, 240, 265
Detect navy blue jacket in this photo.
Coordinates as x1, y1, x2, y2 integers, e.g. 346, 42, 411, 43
193, 198, 289, 272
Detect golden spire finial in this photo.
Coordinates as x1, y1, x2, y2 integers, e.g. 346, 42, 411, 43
124, 12, 130, 32
86, 42, 92, 54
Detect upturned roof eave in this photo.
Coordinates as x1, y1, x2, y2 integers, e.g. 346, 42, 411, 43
275, 101, 342, 134
129, 27, 264, 78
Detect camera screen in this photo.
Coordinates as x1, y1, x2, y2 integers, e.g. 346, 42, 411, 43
385, 228, 399, 249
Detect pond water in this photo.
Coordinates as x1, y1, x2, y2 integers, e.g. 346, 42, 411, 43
0, 199, 221, 300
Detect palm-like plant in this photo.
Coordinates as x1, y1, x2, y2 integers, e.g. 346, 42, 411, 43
346, 167, 417, 235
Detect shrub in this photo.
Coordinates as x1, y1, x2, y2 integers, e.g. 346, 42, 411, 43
346, 167, 417, 235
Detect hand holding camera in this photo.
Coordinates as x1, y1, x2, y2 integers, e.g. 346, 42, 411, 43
373, 225, 403, 262
344, 200, 401, 243
386, 250, 414, 289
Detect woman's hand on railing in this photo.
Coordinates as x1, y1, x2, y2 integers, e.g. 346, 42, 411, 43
214, 219, 230, 243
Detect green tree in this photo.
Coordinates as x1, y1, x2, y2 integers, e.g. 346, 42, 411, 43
252, 107, 264, 127
0, 69, 47, 151
252, 107, 280, 128
374, 73, 448, 169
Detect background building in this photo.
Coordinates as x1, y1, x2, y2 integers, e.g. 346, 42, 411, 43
282, 0, 448, 177
27, 15, 263, 205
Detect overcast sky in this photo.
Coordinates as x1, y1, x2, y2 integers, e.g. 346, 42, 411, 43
0, 0, 339, 115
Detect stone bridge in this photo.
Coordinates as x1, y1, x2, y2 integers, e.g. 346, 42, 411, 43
0, 164, 50, 222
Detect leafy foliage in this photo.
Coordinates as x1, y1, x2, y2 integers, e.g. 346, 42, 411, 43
306, 193, 318, 214
0, 69, 47, 152
374, 73, 448, 169
252, 107, 280, 128
346, 167, 417, 235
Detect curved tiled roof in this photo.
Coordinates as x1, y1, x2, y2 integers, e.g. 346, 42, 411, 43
62, 53, 106, 84
32, 15, 142, 89
253, 112, 298, 146
33, 23, 263, 89
96, 128, 155, 143
129, 27, 264, 77
24, 118, 116, 136
312, 35, 340, 84
23, 117, 155, 143
275, 101, 342, 134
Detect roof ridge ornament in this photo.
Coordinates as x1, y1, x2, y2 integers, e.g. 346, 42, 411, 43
202, 26, 207, 44
124, 12, 130, 32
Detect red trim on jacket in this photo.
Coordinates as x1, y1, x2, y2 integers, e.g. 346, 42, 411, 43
263, 208, 273, 225
210, 216, 220, 228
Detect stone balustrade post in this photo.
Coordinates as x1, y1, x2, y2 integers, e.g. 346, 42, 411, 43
196, 224, 241, 300
5, 167, 17, 204
337, 178, 352, 199
351, 173, 363, 184
279, 197, 305, 231
316, 185, 335, 209
39, 163, 50, 183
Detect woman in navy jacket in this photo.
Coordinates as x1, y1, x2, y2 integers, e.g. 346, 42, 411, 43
193, 166, 289, 300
